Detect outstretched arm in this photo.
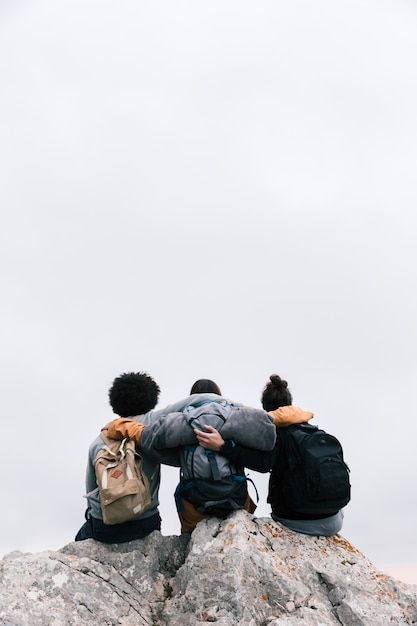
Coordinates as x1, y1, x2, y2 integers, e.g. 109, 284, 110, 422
195, 425, 278, 473
106, 418, 145, 445
270, 406, 313, 427
105, 418, 181, 467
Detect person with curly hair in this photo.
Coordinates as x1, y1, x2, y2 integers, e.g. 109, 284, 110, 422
75, 371, 165, 543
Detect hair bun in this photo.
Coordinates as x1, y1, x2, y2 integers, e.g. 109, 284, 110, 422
269, 374, 288, 389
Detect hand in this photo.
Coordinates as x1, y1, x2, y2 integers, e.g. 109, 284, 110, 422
101, 422, 110, 431
194, 425, 225, 451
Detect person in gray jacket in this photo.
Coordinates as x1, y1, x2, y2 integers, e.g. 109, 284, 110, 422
75, 371, 167, 543
75, 372, 232, 543
106, 378, 279, 533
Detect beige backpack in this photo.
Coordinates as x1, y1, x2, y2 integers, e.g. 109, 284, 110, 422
90, 429, 152, 525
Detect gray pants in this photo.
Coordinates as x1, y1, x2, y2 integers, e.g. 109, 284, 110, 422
271, 509, 344, 537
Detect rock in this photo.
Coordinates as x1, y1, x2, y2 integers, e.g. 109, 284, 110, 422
0, 511, 416, 625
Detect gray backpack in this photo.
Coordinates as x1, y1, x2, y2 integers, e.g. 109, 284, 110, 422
179, 402, 251, 516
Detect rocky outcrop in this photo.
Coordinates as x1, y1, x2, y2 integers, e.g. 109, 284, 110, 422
1, 511, 416, 625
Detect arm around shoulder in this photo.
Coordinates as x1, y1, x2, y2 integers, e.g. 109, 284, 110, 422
269, 406, 314, 428
219, 441, 278, 473
107, 418, 145, 444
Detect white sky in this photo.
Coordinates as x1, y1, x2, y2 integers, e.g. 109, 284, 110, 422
1, 0, 416, 585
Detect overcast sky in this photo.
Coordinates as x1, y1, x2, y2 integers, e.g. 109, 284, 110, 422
1, 0, 416, 585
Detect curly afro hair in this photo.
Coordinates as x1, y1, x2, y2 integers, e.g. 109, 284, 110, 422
261, 374, 293, 411
108, 372, 160, 417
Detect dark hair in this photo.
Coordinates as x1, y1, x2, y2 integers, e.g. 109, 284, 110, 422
261, 374, 293, 411
190, 379, 222, 396
109, 372, 160, 417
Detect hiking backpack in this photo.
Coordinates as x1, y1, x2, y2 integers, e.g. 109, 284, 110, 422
269, 423, 351, 516
179, 402, 252, 516
89, 430, 152, 525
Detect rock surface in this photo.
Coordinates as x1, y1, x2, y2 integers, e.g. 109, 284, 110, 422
1, 511, 416, 625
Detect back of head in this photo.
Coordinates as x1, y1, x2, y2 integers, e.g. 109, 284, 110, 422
109, 371, 160, 417
261, 374, 293, 411
190, 379, 222, 396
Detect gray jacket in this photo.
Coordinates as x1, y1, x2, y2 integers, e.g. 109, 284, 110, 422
141, 398, 276, 456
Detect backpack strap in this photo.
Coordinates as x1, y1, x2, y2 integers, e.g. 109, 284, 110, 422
246, 476, 259, 503
206, 449, 222, 481
84, 437, 132, 498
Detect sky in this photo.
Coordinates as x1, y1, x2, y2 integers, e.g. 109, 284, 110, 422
1, 0, 416, 585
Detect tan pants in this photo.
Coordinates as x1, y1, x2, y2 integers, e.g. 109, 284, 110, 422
178, 495, 257, 534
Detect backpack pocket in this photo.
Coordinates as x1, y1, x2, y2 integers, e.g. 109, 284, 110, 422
313, 458, 351, 506
182, 476, 248, 516
101, 476, 150, 524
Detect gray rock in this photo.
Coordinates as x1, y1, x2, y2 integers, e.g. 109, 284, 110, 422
0, 511, 416, 625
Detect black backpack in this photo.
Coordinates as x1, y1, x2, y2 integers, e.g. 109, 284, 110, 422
269, 423, 351, 516
179, 402, 250, 516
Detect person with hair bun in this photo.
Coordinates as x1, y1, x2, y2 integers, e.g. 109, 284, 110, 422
195, 374, 344, 537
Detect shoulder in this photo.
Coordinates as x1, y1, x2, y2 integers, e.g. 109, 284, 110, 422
135, 412, 157, 427
88, 434, 104, 458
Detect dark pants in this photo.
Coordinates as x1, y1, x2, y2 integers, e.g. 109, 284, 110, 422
75, 511, 161, 544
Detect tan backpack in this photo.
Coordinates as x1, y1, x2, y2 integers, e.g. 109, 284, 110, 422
90, 429, 152, 525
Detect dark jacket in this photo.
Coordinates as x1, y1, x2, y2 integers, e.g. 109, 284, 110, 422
219, 422, 332, 521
